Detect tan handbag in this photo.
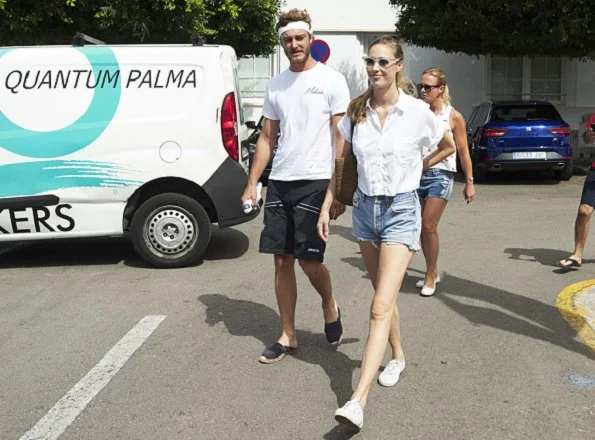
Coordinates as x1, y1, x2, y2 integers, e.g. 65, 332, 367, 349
334, 118, 357, 206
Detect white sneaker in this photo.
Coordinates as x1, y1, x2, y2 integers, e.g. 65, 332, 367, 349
416, 274, 441, 288
378, 359, 406, 387
334, 399, 364, 429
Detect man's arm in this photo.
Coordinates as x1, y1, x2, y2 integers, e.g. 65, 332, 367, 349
332, 113, 346, 158
241, 118, 279, 205
329, 113, 347, 219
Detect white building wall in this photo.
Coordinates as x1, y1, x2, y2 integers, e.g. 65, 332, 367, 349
246, 0, 595, 141
403, 46, 486, 119
283, 0, 397, 32
560, 59, 595, 129
574, 59, 595, 106
247, 0, 488, 121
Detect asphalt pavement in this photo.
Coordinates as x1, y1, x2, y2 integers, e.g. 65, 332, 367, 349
0, 171, 593, 440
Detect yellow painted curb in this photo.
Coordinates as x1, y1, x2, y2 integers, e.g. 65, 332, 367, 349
556, 279, 595, 352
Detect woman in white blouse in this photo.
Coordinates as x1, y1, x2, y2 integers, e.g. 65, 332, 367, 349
317, 36, 455, 430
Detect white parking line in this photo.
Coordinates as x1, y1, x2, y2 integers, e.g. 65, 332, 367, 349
19, 315, 167, 440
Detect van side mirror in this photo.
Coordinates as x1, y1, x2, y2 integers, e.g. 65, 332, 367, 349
246, 120, 257, 129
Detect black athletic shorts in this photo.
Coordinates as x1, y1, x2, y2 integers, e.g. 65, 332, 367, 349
259, 179, 330, 261
580, 167, 595, 208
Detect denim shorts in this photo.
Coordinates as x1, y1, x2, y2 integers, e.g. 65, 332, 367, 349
417, 169, 455, 201
351, 188, 421, 250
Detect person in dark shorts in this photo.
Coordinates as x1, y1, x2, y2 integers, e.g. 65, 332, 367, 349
559, 122, 595, 270
241, 9, 350, 364
260, 179, 330, 260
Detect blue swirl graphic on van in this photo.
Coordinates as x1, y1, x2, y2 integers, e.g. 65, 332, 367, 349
0, 160, 142, 197
0, 47, 121, 158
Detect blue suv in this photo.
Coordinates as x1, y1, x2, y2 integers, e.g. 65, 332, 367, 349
466, 100, 573, 181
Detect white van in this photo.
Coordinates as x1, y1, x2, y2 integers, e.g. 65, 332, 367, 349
0, 38, 258, 268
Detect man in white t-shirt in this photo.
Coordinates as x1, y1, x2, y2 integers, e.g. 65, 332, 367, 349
241, 8, 350, 364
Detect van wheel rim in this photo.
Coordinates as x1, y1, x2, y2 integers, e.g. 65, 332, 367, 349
145, 206, 198, 257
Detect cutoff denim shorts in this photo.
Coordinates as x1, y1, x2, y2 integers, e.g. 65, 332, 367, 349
351, 187, 421, 251
417, 169, 455, 201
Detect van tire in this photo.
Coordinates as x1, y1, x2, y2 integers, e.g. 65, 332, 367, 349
131, 193, 211, 268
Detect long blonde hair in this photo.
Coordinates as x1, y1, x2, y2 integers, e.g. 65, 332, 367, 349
347, 36, 413, 124
422, 67, 451, 107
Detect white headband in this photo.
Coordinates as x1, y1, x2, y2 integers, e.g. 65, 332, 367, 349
278, 21, 312, 37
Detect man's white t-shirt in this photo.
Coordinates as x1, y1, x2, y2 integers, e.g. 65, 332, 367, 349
263, 63, 350, 181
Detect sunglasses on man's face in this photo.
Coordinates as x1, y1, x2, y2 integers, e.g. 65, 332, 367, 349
362, 56, 399, 69
419, 83, 442, 93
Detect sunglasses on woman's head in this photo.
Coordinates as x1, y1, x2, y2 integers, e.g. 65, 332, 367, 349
362, 56, 399, 69
419, 84, 442, 93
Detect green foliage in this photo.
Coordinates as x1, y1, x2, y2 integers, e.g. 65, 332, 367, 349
0, 0, 281, 57
389, 0, 595, 58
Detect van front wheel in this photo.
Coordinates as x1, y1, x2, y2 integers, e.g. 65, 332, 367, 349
131, 193, 211, 268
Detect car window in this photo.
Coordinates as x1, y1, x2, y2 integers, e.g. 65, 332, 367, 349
475, 105, 490, 127
490, 105, 561, 122
467, 107, 479, 127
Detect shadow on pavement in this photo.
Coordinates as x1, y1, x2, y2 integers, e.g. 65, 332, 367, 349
426, 272, 595, 359
0, 237, 135, 268
328, 252, 593, 359
323, 424, 360, 440
201, 227, 250, 261
504, 247, 595, 271
338, 245, 426, 292
329, 224, 357, 244
0, 226, 249, 269
198, 294, 361, 408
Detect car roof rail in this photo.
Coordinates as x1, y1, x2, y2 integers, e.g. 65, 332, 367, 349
191, 33, 205, 46
72, 32, 105, 47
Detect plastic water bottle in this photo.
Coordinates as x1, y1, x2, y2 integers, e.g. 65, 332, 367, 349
243, 182, 263, 214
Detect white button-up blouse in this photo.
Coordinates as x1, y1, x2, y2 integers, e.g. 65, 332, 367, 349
338, 91, 444, 196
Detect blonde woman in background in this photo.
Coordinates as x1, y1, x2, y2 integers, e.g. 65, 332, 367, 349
416, 68, 475, 297
317, 36, 455, 430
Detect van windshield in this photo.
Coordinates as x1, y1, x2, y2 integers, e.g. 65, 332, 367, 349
490, 105, 561, 122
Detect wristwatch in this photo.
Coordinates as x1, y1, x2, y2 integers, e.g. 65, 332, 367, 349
466, 177, 474, 183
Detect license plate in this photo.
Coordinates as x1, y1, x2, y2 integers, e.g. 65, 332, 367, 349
512, 152, 546, 160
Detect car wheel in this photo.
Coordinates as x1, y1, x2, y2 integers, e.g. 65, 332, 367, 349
131, 193, 211, 268
555, 161, 573, 181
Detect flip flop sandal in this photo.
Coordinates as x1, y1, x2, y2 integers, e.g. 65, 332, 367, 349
258, 342, 297, 364
559, 257, 582, 269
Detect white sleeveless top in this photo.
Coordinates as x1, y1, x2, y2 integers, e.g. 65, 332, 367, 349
422, 105, 457, 172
